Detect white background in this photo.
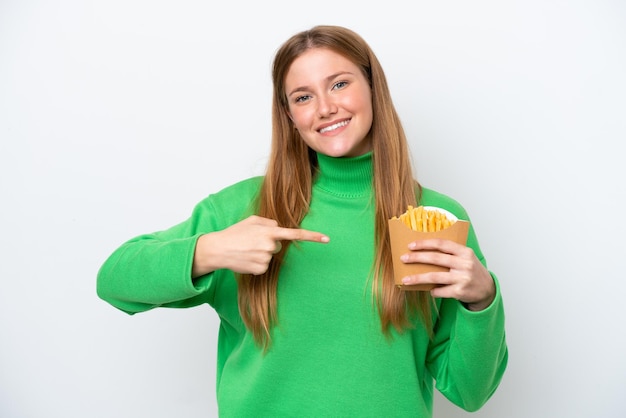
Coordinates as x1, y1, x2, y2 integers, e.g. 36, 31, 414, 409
1, 1, 625, 417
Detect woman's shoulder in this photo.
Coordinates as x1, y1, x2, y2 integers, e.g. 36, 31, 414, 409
195, 176, 264, 210
418, 186, 469, 221
214, 176, 264, 197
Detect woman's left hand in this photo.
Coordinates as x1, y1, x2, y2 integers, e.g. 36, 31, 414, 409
400, 238, 496, 311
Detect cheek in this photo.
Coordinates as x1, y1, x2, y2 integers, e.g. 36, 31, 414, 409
344, 88, 372, 115
357, 90, 373, 114
289, 108, 312, 130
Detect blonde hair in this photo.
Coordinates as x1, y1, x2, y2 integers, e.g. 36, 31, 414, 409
237, 25, 432, 349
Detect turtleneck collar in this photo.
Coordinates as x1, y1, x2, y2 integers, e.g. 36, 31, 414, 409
313, 151, 373, 198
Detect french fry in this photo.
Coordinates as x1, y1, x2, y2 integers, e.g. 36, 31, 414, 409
392, 206, 456, 232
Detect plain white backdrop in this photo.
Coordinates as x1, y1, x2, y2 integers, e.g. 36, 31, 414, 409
1, 1, 625, 417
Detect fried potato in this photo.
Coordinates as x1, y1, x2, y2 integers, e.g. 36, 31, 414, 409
392, 205, 456, 232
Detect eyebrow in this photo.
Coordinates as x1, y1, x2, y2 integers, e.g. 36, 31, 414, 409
287, 71, 355, 98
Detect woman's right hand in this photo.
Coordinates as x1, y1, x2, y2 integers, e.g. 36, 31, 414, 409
192, 215, 329, 278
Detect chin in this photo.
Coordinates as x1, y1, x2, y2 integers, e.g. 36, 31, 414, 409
319, 144, 367, 158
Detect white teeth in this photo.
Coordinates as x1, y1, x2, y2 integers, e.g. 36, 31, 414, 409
319, 120, 349, 133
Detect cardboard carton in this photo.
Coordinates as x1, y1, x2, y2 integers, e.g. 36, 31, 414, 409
388, 217, 470, 291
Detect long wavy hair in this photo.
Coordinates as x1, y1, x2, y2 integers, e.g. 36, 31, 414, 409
237, 25, 432, 349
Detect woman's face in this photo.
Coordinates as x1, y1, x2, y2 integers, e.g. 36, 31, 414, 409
284, 48, 373, 158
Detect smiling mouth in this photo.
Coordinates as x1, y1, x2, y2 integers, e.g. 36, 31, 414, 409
319, 120, 350, 134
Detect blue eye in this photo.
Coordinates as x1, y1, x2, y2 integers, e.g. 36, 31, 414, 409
295, 95, 311, 103
333, 81, 348, 90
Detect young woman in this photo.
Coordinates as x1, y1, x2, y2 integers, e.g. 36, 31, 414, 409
97, 25, 507, 417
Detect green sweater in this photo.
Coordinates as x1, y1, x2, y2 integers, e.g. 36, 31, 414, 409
97, 152, 507, 417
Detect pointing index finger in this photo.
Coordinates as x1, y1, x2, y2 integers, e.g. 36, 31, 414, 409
274, 227, 330, 243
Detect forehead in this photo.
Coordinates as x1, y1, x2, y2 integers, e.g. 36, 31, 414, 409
285, 48, 358, 86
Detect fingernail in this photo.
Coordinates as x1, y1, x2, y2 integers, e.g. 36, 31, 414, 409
400, 254, 409, 262
321, 236, 330, 243
402, 277, 411, 284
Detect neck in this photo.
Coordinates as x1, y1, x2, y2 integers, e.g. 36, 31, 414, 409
314, 152, 373, 198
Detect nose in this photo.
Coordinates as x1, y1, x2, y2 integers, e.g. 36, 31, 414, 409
317, 94, 337, 118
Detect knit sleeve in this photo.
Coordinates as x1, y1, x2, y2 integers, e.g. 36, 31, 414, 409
96, 201, 219, 314
426, 275, 508, 411
96, 177, 262, 314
